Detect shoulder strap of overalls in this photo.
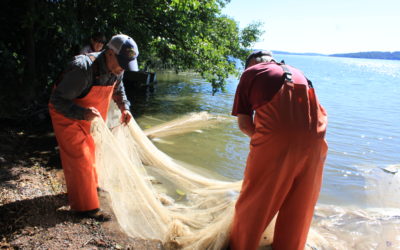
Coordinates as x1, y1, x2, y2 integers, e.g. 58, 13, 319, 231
278, 60, 314, 88
54, 54, 101, 87
74, 54, 102, 99
87, 54, 101, 80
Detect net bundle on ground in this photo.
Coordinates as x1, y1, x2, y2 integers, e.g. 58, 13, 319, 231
90, 106, 276, 249
91, 103, 400, 249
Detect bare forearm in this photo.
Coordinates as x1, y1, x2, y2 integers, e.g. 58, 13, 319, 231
237, 114, 255, 137
240, 125, 254, 137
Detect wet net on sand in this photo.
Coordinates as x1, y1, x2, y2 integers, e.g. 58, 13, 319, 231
91, 102, 279, 249
88, 100, 351, 249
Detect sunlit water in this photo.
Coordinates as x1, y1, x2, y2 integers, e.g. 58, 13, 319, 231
129, 55, 400, 248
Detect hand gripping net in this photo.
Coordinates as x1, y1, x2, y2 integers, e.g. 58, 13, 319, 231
90, 105, 276, 249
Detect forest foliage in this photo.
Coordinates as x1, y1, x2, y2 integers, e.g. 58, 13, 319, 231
0, 0, 263, 118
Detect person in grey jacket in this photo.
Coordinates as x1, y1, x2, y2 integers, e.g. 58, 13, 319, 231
49, 34, 138, 221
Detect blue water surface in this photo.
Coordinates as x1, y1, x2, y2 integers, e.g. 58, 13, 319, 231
134, 54, 400, 209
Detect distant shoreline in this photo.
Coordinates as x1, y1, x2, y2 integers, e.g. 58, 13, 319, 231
272, 50, 400, 60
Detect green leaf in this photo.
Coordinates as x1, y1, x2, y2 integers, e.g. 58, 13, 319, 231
176, 189, 186, 196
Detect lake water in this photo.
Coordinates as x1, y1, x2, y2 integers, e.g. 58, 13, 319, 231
130, 54, 400, 248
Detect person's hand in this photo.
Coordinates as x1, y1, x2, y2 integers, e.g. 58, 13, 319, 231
120, 110, 132, 125
84, 107, 101, 121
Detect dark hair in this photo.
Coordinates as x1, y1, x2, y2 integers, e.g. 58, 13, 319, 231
91, 32, 106, 44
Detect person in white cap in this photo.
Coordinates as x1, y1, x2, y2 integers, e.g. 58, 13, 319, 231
48, 34, 138, 221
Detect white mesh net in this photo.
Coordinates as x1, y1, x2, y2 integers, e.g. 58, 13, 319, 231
91, 103, 318, 249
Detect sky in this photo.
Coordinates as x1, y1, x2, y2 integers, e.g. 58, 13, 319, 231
221, 0, 400, 54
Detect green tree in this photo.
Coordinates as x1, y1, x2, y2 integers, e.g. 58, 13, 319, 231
0, 0, 262, 118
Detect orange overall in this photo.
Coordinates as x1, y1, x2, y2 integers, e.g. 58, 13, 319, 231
230, 79, 328, 250
49, 84, 115, 211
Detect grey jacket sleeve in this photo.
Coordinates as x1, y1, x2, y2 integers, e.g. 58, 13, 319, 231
112, 77, 131, 111
49, 64, 90, 120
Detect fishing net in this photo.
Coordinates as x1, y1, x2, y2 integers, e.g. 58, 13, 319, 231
91, 100, 400, 249
143, 112, 227, 139
90, 103, 277, 249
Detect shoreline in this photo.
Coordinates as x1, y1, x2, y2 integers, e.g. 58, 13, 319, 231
0, 123, 162, 249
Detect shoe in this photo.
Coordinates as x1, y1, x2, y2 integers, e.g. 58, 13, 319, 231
77, 208, 112, 222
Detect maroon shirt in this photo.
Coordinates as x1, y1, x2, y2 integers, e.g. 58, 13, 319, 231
232, 62, 307, 116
